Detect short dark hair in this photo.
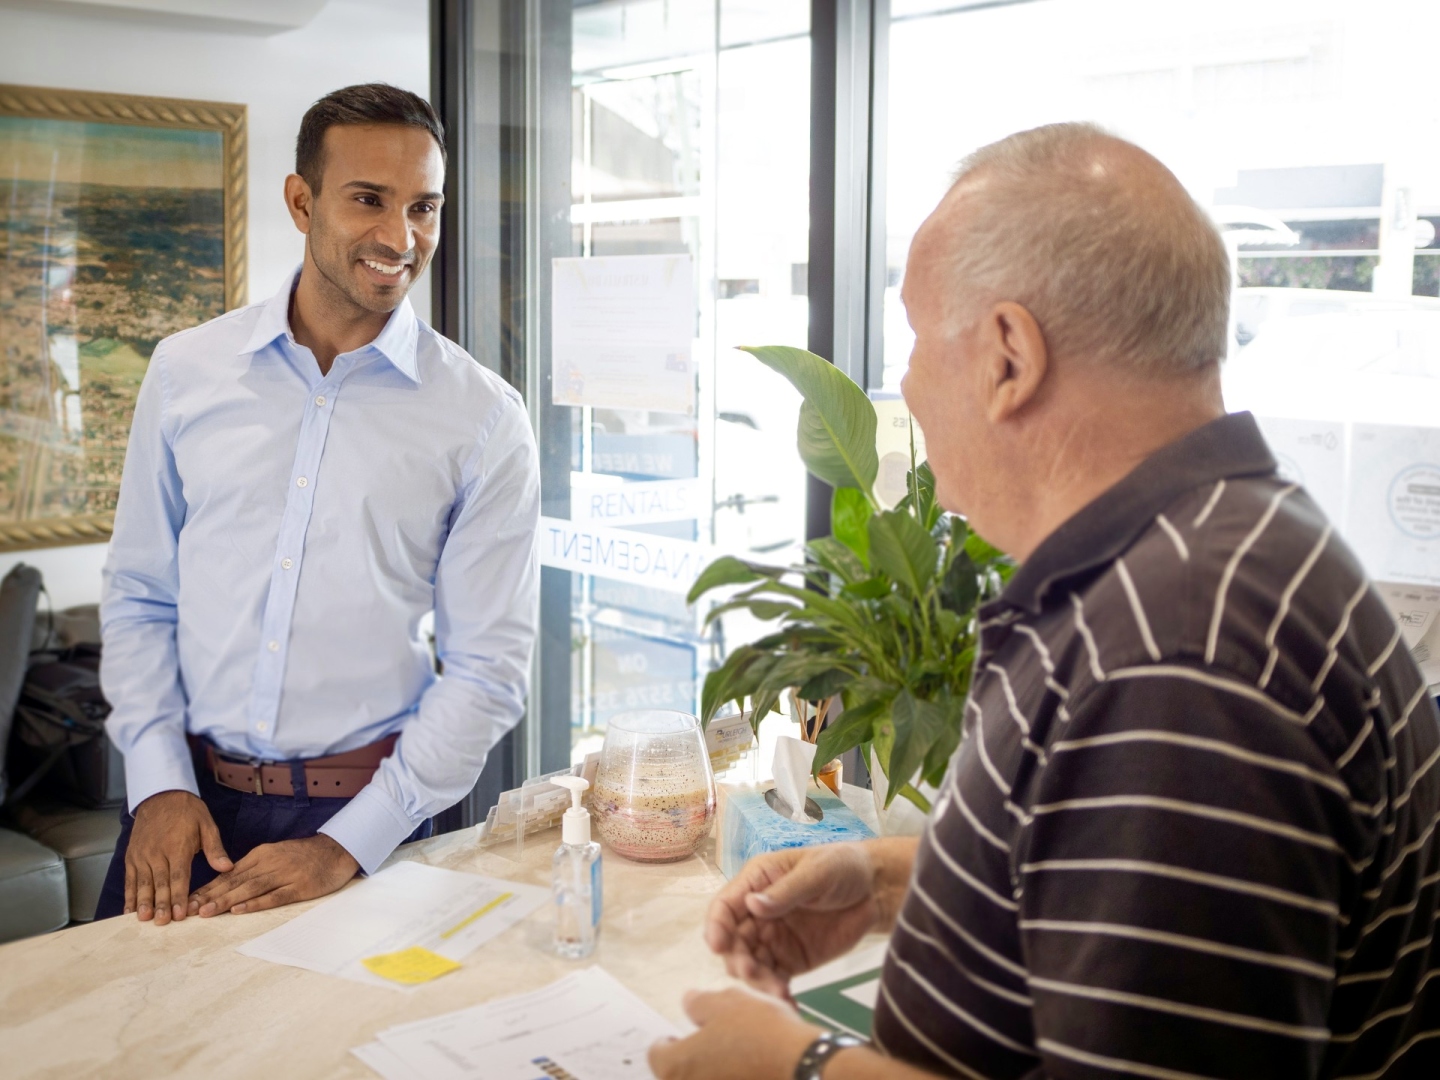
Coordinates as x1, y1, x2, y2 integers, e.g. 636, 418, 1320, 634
295, 83, 445, 193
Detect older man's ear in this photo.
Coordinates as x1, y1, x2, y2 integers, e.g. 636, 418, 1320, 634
981, 300, 1049, 424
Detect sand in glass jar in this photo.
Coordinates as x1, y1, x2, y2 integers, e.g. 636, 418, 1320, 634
592, 710, 717, 862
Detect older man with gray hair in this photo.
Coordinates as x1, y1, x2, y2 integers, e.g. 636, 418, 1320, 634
650, 124, 1440, 1079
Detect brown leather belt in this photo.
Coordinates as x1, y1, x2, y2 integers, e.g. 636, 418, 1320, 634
188, 733, 398, 798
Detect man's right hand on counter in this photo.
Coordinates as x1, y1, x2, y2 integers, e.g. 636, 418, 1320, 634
704, 837, 919, 998
124, 790, 233, 925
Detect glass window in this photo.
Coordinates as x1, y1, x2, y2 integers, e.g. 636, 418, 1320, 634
549, 0, 811, 764
884, 0, 1440, 589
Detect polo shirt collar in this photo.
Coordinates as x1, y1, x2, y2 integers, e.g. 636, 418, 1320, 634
995, 411, 1278, 615
240, 267, 421, 384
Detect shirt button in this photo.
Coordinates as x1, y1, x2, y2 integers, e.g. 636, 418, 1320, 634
267, 640, 279, 652
315, 395, 326, 407
281, 558, 294, 570
256, 721, 269, 733
296, 476, 308, 488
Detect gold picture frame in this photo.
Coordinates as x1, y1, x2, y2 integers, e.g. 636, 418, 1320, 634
0, 84, 247, 551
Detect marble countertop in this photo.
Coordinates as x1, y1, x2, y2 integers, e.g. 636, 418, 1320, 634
0, 824, 734, 1079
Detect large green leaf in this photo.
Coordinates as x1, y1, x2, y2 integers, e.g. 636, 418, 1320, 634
868, 509, 939, 596
756, 653, 849, 697
895, 461, 940, 531
885, 690, 947, 807
938, 549, 980, 616
700, 648, 782, 725
687, 555, 779, 605
739, 346, 878, 497
807, 537, 867, 586
831, 487, 872, 566
750, 686, 784, 725
798, 666, 855, 702
813, 696, 892, 772
964, 531, 1013, 579
841, 576, 890, 600
922, 693, 967, 787
702, 595, 802, 627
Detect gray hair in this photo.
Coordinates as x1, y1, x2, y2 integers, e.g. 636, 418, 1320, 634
937, 122, 1230, 375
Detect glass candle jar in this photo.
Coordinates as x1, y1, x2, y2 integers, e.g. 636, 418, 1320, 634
592, 710, 717, 862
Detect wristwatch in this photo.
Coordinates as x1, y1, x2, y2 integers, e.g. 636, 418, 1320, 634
794, 1031, 865, 1080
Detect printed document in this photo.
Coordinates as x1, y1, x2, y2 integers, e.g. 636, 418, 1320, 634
552, 254, 695, 414
1377, 581, 1440, 692
1347, 423, 1440, 587
351, 966, 684, 1080
1255, 416, 1346, 527
236, 860, 546, 989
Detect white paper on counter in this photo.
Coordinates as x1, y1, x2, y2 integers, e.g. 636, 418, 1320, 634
1255, 416, 1347, 527
552, 254, 695, 414
1347, 423, 1440, 587
351, 1041, 425, 1080
356, 967, 685, 1080
236, 860, 546, 989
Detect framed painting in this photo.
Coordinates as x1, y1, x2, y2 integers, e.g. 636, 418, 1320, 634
0, 84, 246, 551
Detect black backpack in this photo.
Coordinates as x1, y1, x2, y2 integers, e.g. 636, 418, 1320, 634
0, 563, 42, 803
7, 643, 121, 809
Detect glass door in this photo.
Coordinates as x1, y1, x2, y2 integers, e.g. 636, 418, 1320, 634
521, 0, 813, 773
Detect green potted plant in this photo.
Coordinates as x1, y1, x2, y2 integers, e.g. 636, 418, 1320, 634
687, 346, 1013, 815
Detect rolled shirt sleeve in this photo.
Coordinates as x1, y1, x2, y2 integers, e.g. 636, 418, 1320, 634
99, 345, 200, 811
320, 395, 540, 873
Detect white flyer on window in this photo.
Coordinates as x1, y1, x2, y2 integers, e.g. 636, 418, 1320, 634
1346, 423, 1440, 587
1255, 416, 1347, 527
553, 254, 695, 414
352, 966, 685, 1080
1376, 581, 1440, 691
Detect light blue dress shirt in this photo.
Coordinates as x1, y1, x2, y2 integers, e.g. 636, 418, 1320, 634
100, 271, 540, 874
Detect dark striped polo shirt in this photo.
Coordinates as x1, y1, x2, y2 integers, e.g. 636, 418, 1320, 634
873, 412, 1440, 1079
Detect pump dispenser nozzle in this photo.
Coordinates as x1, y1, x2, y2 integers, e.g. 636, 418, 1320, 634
552, 776, 591, 845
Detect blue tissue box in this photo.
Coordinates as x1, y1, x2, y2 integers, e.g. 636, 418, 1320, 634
717, 785, 876, 879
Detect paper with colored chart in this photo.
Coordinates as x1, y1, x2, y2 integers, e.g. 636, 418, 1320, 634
352, 966, 685, 1080
236, 860, 547, 989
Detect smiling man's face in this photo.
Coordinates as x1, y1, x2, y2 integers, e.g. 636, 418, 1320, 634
301, 122, 444, 315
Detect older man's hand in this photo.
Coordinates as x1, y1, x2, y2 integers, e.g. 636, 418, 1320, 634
188, 834, 358, 916
705, 838, 919, 998
648, 986, 821, 1080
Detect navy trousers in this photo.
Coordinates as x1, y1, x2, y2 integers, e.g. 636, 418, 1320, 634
95, 764, 431, 920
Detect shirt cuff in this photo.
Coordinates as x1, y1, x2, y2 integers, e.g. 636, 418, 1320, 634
319, 783, 419, 876
123, 728, 200, 812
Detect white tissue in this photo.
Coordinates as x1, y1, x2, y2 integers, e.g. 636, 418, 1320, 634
772, 736, 818, 823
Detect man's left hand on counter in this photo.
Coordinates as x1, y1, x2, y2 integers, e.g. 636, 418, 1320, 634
189, 834, 359, 916
648, 985, 821, 1080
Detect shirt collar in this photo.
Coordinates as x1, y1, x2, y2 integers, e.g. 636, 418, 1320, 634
240, 266, 421, 384
994, 411, 1278, 615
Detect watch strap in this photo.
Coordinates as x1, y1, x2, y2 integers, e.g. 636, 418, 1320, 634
794, 1031, 865, 1080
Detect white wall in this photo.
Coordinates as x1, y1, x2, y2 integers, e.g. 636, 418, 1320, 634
0, 0, 432, 607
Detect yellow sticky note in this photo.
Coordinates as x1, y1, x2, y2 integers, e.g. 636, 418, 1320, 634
361, 946, 462, 986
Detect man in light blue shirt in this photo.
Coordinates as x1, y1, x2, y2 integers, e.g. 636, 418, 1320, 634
95, 84, 539, 924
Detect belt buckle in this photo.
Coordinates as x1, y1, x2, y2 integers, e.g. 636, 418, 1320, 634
215, 748, 271, 796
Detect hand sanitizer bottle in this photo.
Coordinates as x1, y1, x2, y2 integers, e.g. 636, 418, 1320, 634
550, 776, 601, 959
